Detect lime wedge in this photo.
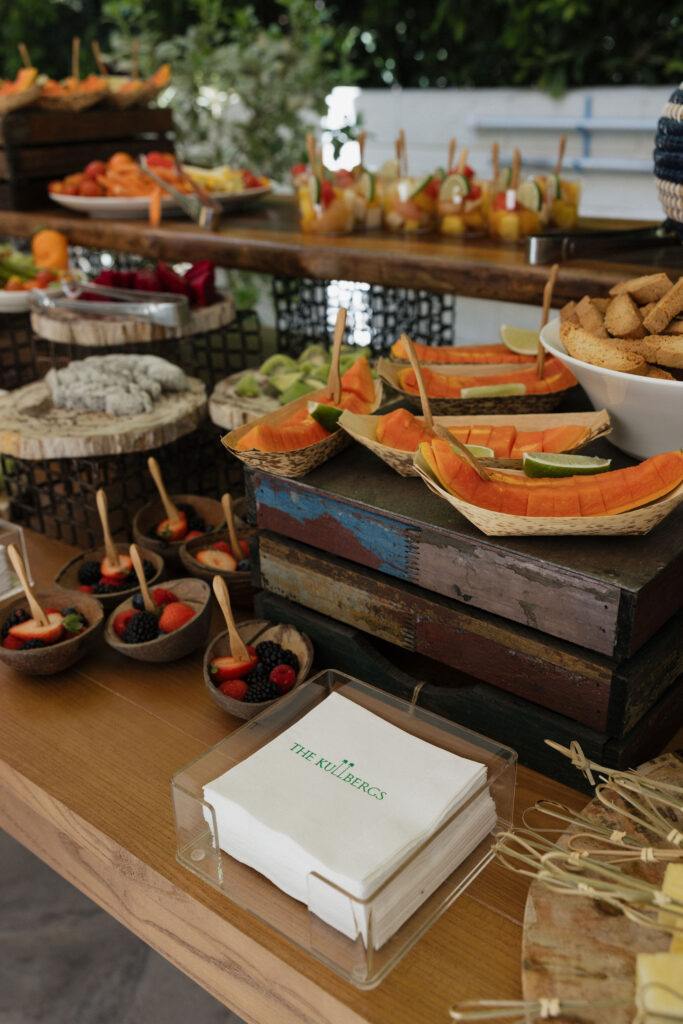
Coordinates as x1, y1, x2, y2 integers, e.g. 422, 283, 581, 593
465, 444, 495, 458
523, 452, 612, 478
495, 168, 512, 193
433, 166, 446, 180
499, 324, 540, 355
359, 169, 376, 201
439, 173, 470, 201
460, 383, 526, 398
548, 172, 562, 200
516, 180, 543, 212
308, 401, 343, 432
410, 173, 433, 198
307, 174, 321, 204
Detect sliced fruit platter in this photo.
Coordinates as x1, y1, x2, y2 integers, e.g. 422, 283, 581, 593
224, 311, 382, 479
0, 66, 41, 114
414, 435, 683, 536
339, 408, 611, 477
0, 230, 69, 313
389, 333, 537, 365
379, 356, 577, 415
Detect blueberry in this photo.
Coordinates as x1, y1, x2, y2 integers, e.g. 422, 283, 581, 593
237, 558, 251, 571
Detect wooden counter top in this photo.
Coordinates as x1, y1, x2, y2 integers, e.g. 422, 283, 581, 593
0, 528, 596, 1024
5, 203, 683, 304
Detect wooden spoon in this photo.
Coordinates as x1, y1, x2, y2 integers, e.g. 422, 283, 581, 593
401, 334, 433, 431
536, 262, 560, 379
147, 456, 182, 524
129, 544, 156, 613
325, 307, 347, 406
212, 576, 249, 662
221, 493, 243, 563
399, 129, 407, 176
96, 488, 122, 571
7, 544, 48, 626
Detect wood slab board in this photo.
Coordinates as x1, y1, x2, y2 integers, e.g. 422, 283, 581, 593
30, 294, 236, 345
253, 530, 683, 737
522, 753, 683, 1023
0, 376, 207, 458
244, 436, 683, 661
255, 592, 683, 789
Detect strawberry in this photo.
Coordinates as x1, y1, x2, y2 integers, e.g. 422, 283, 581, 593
10, 612, 64, 645
184, 530, 203, 540
195, 548, 237, 571
158, 602, 195, 633
218, 678, 248, 700
269, 665, 296, 694
99, 576, 123, 587
212, 541, 231, 554
44, 607, 60, 615
152, 587, 177, 606
78, 585, 94, 593
209, 647, 257, 682
239, 539, 250, 558
156, 510, 187, 542
3, 634, 23, 650
113, 609, 136, 638
100, 554, 132, 580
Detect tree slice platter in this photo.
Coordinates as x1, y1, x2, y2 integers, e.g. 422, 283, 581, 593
209, 370, 278, 431
0, 376, 207, 459
522, 752, 683, 1024
30, 294, 236, 346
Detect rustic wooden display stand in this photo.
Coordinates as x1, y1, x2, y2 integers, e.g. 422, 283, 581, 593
0, 107, 175, 210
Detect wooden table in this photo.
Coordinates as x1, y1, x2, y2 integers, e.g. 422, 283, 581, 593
0, 528, 592, 1024
5, 204, 683, 305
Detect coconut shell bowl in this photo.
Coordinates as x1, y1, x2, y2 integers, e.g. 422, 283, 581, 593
0, 587, 104, 676
204, 619, 313, 721
55, 543, 164, 612
179, 492, 254, 604
132, 494, 224, 570
105, 577, 212, 663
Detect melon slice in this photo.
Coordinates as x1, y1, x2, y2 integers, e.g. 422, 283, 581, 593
488, 425, 516, 458
376, 408, 433, 451
541, 424, 590, 453
510, 431, 544, 458
340, 357, 374, 403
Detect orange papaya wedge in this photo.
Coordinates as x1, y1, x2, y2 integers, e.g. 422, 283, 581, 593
341, 357, 375, 403
390, 337, 534, 364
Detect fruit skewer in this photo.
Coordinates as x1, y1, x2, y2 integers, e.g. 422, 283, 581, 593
537, 263, 559, 380
129, 544, 158, 614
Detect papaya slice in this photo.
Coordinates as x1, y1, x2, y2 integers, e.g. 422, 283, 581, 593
376, 408, 433, 451
419, 441, 445, 487
510, 431, 544, 458
336, 391, 372, 414
541, 424, 590, 453
341, 357, 374, 403
467, 425, 492, 449
236, 417, 328, 452
488, 425, 515, 458
390, 338, 534, 364
577, 482, 607, 516
399, 359, 574, 399
448, 425, 471, 444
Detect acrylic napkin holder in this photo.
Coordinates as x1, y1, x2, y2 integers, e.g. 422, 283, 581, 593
171, 669, 517, 989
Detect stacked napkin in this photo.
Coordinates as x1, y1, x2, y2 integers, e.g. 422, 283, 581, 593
204, 691, 496, 948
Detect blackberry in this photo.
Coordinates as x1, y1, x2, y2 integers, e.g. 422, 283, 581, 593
78, 560, 101, 585
278, 649, 300, 673
142, 559, 156, 581
243, 662, 269, 686
237, 558, 251, 572
21, 638, 46, 650
2, 607, 29, 639
122, 611, 159, 644
93, 581, 121, 595
255, 640, 284, 669
243, 680, 280, 703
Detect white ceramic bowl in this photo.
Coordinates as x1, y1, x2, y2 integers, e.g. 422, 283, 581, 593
540, 319, 683, 459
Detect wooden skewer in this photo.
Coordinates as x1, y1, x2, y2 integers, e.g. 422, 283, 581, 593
305, 133, 316, 172
146, 456, 182, 523
491, 141, 499, 182
212, 576, 249, 661
96, 489, 121, 569
447, 138, 456, 174
72, 37, 80, 83
399, 129, 407, 176
432, 425, 493, 482
401, 334, 433, 431
555, 134, 567, 176
537, 263, 560, 379
129, 544, 156, 613
91, 40, 108, 77
131, 38, 139, 80
457, 147, 469, 174
7, 544, 48, 626
326, 307, 346, 405
18, 43, 32, 69
510, 147, 521, 190
315, 144, 323, 182
220, 493, 243, 563
358, 129, 366, 167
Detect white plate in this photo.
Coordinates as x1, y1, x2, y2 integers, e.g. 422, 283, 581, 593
0, 282, 62, 315
49, 185, 272, 220
540, 318, 683, 459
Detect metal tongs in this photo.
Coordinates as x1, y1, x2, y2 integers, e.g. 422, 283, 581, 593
30, 278, 191, 329
138, 154, 221, 230
526, 221, 681, 265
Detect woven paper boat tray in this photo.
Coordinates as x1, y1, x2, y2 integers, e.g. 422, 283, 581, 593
412, 447, 683, 537
222, 377, 384, 480
339, 408, 612, 478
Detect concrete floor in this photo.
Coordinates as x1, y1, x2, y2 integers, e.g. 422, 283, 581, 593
0, 830, 244, 1024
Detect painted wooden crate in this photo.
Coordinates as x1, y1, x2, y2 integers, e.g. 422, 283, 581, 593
244, 445, 683, 661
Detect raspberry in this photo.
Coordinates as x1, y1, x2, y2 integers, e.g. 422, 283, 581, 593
218, 679, 248, 700
269, 665, 296, 694
78, 585, 94, 593
3, 635, 23, 650
212, 541, 231, 554
113, 609, 136, 638
152, 587, 177, 606
158, 602, 195, 633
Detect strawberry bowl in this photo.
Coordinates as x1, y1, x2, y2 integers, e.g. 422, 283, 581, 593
104, 577, 211, 663
0, 588, 104, 675
179, 528, 255, 604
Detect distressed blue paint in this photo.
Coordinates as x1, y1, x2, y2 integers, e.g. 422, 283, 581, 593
251, 475, 414, 578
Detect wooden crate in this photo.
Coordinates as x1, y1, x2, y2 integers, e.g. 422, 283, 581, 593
254, 591, 683, 792
244, 444, 683, 660
0, 108, 175, 210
